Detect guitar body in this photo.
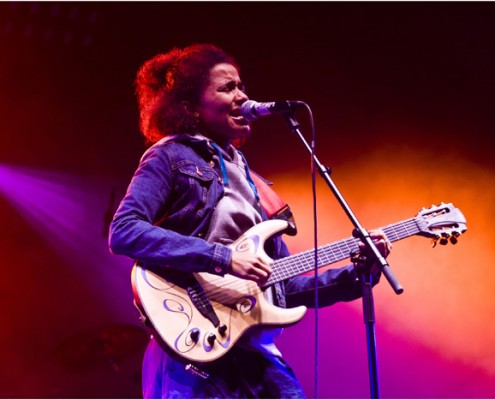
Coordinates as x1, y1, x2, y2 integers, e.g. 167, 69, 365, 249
132, 219, 307, 363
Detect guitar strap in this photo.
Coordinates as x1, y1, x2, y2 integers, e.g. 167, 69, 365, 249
250, 172, 297, 233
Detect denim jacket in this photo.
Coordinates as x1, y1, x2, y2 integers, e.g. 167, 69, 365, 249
109, 134, 374, 309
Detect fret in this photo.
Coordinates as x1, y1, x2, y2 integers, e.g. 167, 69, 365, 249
266, 217, 423, 286
383, 219, 419, 241
342, 238, 359, 256
384, 224, 401, 242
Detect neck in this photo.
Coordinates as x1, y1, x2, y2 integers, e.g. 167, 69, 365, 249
206, 134, 231, 151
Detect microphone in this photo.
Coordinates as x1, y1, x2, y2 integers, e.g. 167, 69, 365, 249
240, 100, 304, 122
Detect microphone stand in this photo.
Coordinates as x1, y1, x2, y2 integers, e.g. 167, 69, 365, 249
282, 111, 404, 399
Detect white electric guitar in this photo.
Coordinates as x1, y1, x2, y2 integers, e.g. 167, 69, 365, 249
132, 203, 466, 363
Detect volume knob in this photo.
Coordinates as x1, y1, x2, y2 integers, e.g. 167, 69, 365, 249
206, 333, 216, 345
190, 328, 200, 343
218, 324, 227, 336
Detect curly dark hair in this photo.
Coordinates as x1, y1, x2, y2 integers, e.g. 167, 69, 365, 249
135, 44, 239, 144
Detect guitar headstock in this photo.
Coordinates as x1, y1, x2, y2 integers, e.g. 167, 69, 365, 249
416, 203, 467, 246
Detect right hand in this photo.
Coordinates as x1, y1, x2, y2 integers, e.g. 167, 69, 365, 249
229, 251, 272, 286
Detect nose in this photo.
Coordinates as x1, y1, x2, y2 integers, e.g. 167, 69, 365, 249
234, 88, 248, 103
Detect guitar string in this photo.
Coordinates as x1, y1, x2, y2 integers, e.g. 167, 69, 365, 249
200, 219, 421, 301
206, 211, 460, 301
197, 219, 421, 304
201, 218, 420, 301
265, 212, 456, 286
267, 221, 400, 284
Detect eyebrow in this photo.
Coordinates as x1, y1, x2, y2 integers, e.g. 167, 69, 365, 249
220, 80, 245, 90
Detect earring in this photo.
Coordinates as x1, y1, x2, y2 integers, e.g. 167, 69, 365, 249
192, 112, 202, 131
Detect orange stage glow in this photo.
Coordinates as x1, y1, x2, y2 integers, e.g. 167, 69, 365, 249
269, 142, 495, 390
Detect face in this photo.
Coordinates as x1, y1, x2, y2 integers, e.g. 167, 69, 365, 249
195, 63, 250, 147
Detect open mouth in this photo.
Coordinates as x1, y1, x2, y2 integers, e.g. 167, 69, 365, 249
230, 110, 249, 125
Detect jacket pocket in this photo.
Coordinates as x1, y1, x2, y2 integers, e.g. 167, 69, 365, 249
177, 161, 215, 183
174, 161, 217, 219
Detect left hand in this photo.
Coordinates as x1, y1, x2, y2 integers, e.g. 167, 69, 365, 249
356, 229, 393, 274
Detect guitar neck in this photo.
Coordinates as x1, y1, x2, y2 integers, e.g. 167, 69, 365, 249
265, 217, 420, 286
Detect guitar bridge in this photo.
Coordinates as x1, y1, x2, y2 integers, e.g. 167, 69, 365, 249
187, 281, 220, 328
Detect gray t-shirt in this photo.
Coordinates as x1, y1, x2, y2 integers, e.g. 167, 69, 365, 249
204, 141, 283, 357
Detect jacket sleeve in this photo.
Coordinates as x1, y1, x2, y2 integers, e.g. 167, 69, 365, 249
108, 144, 231, 276
284, 263, 381, 309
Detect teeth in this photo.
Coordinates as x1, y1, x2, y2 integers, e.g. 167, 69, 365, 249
231, 115, 248, 125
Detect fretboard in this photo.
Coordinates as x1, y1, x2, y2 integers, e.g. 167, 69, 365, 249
264, 217, 421, 286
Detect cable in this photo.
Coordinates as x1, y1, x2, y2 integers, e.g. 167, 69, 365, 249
301, 103, 320, 399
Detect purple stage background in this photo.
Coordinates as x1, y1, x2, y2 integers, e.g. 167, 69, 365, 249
1, 3, 494, 398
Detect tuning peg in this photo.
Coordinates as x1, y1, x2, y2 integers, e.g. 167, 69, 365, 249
449, 231, 460, 245
439, 232, 450, 245
431, 234, 440, 248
